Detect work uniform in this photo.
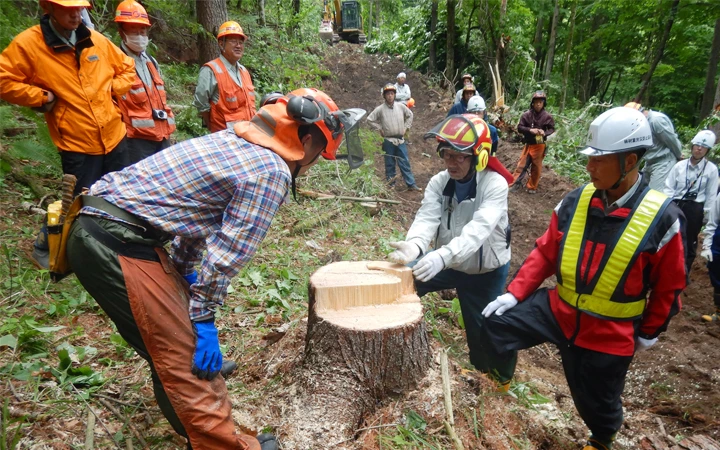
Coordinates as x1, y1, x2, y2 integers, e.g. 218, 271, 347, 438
486, 176, 686, 443
511, 105, 555, 191
643, 110, 683, 191
394, 82, 411, 104
66, 123, 293, 448
367, 101, 418, 189
455, 88, 481, 104
447, 98, 471, 116
0, 15, 136, 193
702, 195, 720, 310
664, 157, 718, 272
409, 168, 514, 379
117, 41, 175, 163
193, 55, 256, 133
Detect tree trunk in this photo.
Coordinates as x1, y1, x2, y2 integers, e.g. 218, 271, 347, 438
543, 0, 559, 81
257, 0, 266, 26
533, 14, 544, 71
700, 19, 720, 120
290, 0, 300, 35
280, 261, 432, 449
196, 0, 227, 64
445, 0, 456, 83
635, 0, 681, 102
560, 0, 578, 113
429, 0, 438, 73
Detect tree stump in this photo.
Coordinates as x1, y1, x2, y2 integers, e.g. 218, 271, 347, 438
280, 261, 432, 449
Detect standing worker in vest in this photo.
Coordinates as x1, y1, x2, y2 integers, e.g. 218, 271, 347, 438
509, 91, 555, 194
664, 130, 718, 274
65, 89, 364, 449
625, 102, 683, 191
115, 0, 176, 163
482, 107, 686, 450
193, 21, 256, 133
0, 0, 136, 268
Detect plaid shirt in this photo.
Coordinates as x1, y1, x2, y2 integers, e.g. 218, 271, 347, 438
86, 130, 291, 321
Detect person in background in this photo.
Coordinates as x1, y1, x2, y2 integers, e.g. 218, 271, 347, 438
664, 130, 718, 274
483, 107, 685, 450
367, 83, 421, 191
193, 21, 256, 133
466, 96, 514, 184
394, 72, 412, 105
625, 102, 683, 191
509, 91, 555, 194
454, 73, 475, 103
115, 0, 176, 163
447, 84, 477, 116
0, 0, 135, 268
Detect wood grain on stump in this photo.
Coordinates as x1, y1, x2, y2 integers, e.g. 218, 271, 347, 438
280, 261, 432, 449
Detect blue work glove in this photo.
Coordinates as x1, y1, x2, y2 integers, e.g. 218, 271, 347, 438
182, 270, 198, 286
191, 320, 223, 381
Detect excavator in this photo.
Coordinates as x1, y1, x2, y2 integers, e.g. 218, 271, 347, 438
319, 0, 366, 45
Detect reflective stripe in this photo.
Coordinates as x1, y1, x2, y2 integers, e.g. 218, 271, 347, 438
167, 117, 175, 125
131, 118, 156, 128
129, 87, 147, 95
156, 85, 165, 91
208, 60, 223, 74
557, 185, 669, 319
226, 97, 237, 102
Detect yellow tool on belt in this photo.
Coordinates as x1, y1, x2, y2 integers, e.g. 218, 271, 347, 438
47, 174, 81, 282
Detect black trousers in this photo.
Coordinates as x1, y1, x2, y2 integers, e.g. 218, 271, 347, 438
126, 137, 171, 165
674, 199, 704, 274
60, 137, 131, 196
485, 288, 633, 443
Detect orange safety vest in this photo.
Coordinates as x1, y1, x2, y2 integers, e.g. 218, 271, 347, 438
117, 59, 175, 141
204, 58, 256, 133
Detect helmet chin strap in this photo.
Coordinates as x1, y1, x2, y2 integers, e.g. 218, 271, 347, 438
290, 147, 324, 201
610, 153, 639, 190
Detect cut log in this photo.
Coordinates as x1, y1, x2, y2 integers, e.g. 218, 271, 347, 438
280, 261, 432, 449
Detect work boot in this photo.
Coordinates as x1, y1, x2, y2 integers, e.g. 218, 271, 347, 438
583, 436, 611, 449
527, 189, 537, 194
220, 360, 238, 379
496, 380, 511, 393
701, 310, 720, 322
30, 223, 50, 269
407, 185, 423, 192
257, 433, 278, 450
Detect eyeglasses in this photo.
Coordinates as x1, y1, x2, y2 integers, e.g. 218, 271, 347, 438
225, 38, 245, 46
442, 151, 471, 163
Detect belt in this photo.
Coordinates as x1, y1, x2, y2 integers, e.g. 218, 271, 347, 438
78, 214, 162, 262
81, 195, 169, 241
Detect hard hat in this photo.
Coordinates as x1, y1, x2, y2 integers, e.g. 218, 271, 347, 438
382, 83, 397, 94
461, 73, 473, 82
624, 101, 645, 112
114, 0, 150, 26
217, 21, 246, 40
692, 130, 717, 149
532, 91, 546, 101
467, 96, 486, 113
462, 84, 476, 94
260, 91, 284, 107
397, 72, 406, 79
424, 114, 492, 171
579, 107, 653, 156
406, 98, 415, 108
40, 0, 91, 7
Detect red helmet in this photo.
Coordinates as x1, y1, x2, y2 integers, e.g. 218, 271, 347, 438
424, 114, 492, 171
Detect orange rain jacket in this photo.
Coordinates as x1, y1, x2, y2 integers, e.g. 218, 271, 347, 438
0, 16, 135, 155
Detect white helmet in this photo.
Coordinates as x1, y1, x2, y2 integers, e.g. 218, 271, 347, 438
467, 96, 486, 113
691, 130, 716, 149
579, 107, 652, 156
397, 72, 406, 79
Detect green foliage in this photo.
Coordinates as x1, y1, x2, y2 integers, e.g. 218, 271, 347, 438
508, 380, 551, 410
379, 410, 444, 449
1, 398, 25, 450
51, 346, 103, 388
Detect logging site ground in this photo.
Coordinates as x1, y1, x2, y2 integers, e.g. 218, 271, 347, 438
1, 43, 720, 449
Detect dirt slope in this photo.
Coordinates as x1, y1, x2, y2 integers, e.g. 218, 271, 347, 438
321, 43, 720, 448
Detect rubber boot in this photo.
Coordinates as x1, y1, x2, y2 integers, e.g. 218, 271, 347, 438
583, 436, 611, 449
701, 310, 720, 322
220, 360, 238, 378
30, 222, 50, 269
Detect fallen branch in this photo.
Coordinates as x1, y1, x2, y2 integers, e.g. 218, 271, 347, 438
85, 407, 95, 450
298, 189, 401, 205
20, 202, 46, 216
96, 397, 148, 449
441, 349, 464, 450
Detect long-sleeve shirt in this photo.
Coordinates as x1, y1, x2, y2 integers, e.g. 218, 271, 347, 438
507, 175, 685, 356
703, 194, 720, 252
367, 101, 413, 146
192, 54, 248, 113
645, 110, 682, 163
663, 158, 718, 219
121, 41, 159, 92
85, 131, 291, 322
394, 82, 411, 102
517, 108, 555, 144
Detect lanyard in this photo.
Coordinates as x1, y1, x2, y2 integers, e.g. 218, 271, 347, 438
683, 159, 707, 198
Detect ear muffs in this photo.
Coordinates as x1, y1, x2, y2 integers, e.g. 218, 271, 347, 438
475, 147, 489, 171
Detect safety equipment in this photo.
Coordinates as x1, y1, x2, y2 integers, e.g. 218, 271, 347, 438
382, 83, 397, 94
182, 271, 198, 285
203, 58, 256, 132
635, 337, 658, 352
531, 91, 546, 101
114, 0, 150, 26
482, 293, 518, 317
397, 72, 406, 79
467, 96, 486, 113
388, 241, 421, 265
40, 0, 91, 7
117, 58, 175, 140
124, 34, 149, 52
701, 248, 713, 262
692, 130, 716, 149
258, 434, 279, 450
413, 252, 445, 282
220, 360, 238, 378
260, 91, 284, 107
191, 320, 223, 380
624, 101, 645, 112
406, 98, 415, 108
461, 73, 473, 82
217, 20, 246, 40
702, 310, 720, 322
462, 84, 476, 94
557, 184, 671, 320
424, 114, 492, 172
579, 107, 652, 156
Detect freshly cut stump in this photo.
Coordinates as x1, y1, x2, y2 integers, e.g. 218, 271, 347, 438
281, 261, 431, 449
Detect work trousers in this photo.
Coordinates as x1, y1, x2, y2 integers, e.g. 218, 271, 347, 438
382, 139, 416, 188
673, 199, 703, 273
126, 137, 171, 165
415, 263, 516, 382
643, 156, 677, 191
485, 288, 632, 444
511, 143, 545, 191
707, 232, 720, 308
67, 214, 258, 450
60, 137, 131, 196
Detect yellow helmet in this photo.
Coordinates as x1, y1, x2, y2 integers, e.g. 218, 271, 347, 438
114, 0, 150, 26
40, 0, 91, 7
425, 114, 492, 172
624, 101, 645, 112
217, 21, 246, 40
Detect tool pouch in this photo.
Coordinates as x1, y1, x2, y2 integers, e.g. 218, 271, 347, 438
48, 196, 83, 282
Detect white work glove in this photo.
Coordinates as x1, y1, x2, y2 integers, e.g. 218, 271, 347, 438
482, 293, 519, 317
701, 248, 713, 263
388, 241, 421, 265
412, 252, 445, 282
635, 337, 658, 352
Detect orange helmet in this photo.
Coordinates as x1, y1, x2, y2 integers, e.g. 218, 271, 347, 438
284, 88, 347, 160
424, 114, 492, 172
114, 0, 150, 26
624, 101, 645, 112
40, 0, 90, 7
217, 21, 246, 41
406, 98, 415, 108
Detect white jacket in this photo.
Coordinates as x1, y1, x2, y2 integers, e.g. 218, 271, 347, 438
405, 169, 511, 274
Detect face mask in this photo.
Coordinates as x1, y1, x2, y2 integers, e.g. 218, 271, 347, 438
125, 35, 149, 53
